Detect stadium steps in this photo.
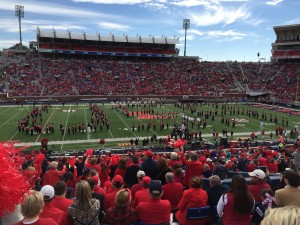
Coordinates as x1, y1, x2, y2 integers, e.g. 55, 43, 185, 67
259, 63, 264, 73
225, 62, 244, 92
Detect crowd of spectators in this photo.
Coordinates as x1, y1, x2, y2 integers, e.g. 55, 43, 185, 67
2, 53, 300, 101
1, 139, 300, 225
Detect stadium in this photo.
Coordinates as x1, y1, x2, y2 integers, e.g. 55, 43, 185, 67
1, 1, 300, 225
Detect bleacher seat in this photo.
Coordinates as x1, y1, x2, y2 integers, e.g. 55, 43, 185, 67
186, 206, 210, 223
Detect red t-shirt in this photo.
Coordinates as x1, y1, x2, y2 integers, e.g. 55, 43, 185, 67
162, 182, 183, 210
40, 203, 71, 225
131, 183, 143, 199
133, 188, 151, 208
248, 182, 271, 202
14, 218, 58, 225
137, 199, 171, 224
49, 197, 73, 214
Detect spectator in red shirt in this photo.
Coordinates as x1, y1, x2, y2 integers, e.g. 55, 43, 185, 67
104, 175, 125, 210
162, 172, 183, 211
267, 158, 278, 173
13, 190, 58, 225
248, 169, 271, 202
131, 170, 145, 199
103, 189, 137, 225
84, 155, 100, 174
182, 152, 203, 187
136, 180, 171, 224
175, 176, 209, 225
42, 161, 66, 187
99, 162, 110, 188
50, 181, 73, 214
39, 185, 71, 225
114, 158, 127, 178
246, 161, 257, 172
132, 176, 151, 208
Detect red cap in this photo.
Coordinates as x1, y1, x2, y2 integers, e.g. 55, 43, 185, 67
92, 176, 99, 184
142, 176, 151, 185
113, 175, 124, 185
145, 150, 153, 157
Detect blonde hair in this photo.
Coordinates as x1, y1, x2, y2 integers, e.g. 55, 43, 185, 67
21, 190, 44, 218
261, 206, 300, 225
115, 189, 131, 207
75, 180, 92, 211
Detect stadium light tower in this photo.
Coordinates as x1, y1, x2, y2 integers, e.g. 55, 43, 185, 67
15, 5, 24, 51
183, 19, 190, 57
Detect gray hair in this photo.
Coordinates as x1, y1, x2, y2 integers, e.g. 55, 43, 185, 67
165, 172, 174, 182
170, 152, 178, 160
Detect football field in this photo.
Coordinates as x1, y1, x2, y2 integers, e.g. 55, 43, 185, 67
0, 103, 299, 151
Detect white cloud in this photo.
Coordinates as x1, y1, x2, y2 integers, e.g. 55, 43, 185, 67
171, 0, 210, 7
190, 5, 251, 26
0, 0, 119, 19
189, 29, 204, 36
98, 22, 131, 31
0, 39, 29, 49
143, 2, 169, 11
38, 25, 85, 30
72, 0, 150, 4
0, 19, 85, 33
206, 30, 246, 37
177, 29, 204, 36
245, 18, 265, 26
215, 36, 244, 42
265, 0, 284, 6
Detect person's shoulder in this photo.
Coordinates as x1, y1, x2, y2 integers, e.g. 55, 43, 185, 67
275, 188, 285, 195
38, 218, 58, 225
159, 199, 171, 206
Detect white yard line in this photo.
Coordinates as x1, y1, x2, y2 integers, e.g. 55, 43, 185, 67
83, 106, 88, 139
113, 110, 136, 137
35, 108, 56, 142
10, 130, 20, 141
0, 107, 12, 115
61, 105, 72, 150
83, 106, 88, 126
0, 110, 24, 128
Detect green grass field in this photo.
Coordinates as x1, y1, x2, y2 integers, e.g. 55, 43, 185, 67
0, 103, 299, 152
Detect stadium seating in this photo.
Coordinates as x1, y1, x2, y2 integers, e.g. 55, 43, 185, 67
2, 53, 300, 101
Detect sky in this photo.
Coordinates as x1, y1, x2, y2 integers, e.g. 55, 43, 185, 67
0, 0, 299, 61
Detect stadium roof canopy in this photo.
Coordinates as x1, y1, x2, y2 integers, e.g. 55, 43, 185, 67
273, 24, 300, 34
37, 28, 179, 45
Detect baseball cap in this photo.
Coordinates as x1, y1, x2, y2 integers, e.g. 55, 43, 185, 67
149, 180, 162, 195
145, 150, 153, 157
137, 170, 145, 178
41, 185, 55, 200
92, 176, 100, 185
142, 176, 151, 185
249, 169, 265, 179
206, 158, 212, 162
113, 175, 124, 187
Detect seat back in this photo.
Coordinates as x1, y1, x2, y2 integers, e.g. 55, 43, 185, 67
186, 206, 211, 220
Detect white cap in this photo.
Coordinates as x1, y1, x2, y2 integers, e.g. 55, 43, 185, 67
206, 158, 212, 162
41, 185, 55, 200
137, 170, 146, 178
249, 169, 265, 179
